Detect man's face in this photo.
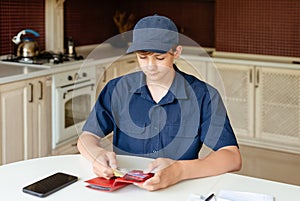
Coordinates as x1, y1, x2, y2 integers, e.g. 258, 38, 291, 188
136, 51, 175, 82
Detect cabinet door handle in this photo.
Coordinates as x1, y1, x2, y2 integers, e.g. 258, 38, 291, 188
38, 81, 43, 100
249, 69, 253, 83
28, 83, 34, 103
255, 69, 260, 88
127, 60, 136, 64
102, 68, 107, 82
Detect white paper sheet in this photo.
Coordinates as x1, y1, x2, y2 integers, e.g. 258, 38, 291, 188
188, 193, 231, 201
218, 190, 274, 201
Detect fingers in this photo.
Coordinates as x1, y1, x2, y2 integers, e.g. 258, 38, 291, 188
136, 174, 161, 191
143, 174, 160, 186
93, 151, 117, 178
92, 163, 114, 179
144, 158, 175, 173
94, 151, 117, 168
106, 152, 117, 169
139, 158, 178, 191
144, 160, 159, 173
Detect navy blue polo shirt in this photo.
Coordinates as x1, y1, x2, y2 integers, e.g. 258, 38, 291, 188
82, 65, 238, 160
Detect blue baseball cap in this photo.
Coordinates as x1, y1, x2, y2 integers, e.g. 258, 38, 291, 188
126, 14, 179, 54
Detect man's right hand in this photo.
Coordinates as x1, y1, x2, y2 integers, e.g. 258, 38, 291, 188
92, 150, 117, 179
77, 132, 117, 179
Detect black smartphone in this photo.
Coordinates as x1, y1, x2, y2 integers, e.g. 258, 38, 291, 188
22, 172, 78, 198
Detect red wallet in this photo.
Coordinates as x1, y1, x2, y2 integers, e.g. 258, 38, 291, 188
85, 177, 129, 192
85, 170, 154, 192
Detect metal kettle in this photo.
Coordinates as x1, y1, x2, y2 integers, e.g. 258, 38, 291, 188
12, 29, 40, 57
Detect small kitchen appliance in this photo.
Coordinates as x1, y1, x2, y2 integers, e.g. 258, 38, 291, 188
12, 29, 40, 58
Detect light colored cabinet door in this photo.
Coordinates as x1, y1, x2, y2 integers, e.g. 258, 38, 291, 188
255, 67, 300, 153
96, 56, 139, 98
207, 63, 255, 141
0, 81, 26, 164
26, 77, 52, 159
118, 57, 139, 76
175, 58, 207, 81
96, 61, 118, 97
0, 76, 51, 165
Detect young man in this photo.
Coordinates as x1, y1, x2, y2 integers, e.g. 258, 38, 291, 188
77, 14, 242, 191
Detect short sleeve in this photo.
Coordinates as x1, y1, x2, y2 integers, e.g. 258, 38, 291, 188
200, 85, 238, 151
82, 82, 115, 137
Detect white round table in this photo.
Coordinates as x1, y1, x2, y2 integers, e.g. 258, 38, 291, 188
0, 154, 299, 201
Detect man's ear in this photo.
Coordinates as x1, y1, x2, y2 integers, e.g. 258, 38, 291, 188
174, 45, 183, 58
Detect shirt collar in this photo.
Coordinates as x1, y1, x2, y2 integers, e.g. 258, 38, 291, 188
169, 64, 188, 100
129, 64, 189, 103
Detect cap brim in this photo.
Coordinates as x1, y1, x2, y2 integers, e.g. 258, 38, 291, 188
126, 42, 172, 54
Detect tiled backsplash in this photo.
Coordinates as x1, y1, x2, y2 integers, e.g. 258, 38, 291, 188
0, 0, 45, 56
216, 0, 300, 57
1, 1, 299, 58
64, 0, 215, 48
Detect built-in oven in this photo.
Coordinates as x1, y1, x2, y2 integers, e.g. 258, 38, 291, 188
52, 66, 96, 154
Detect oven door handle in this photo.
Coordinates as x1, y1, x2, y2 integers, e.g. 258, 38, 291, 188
63, 83, 94, 99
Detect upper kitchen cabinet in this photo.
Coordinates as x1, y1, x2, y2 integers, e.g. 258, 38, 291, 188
0, 76, 52, 165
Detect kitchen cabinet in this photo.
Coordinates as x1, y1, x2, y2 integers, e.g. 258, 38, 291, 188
96, 61, 116, 96
0, 81, 26, 164
206, 63, 254, 140
207, 62, 300, 154
96, 56, 139, 97
118, 57, 139, 76
0, 76, 51, 165
255, 67, 300, 153
26, 77, 52, 159
175, 57, 207, 81
51, 137, 78, 156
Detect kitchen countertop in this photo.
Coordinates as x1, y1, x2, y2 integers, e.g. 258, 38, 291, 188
1, 43, 300, 85
0, 60, 83, 84
0, 43, 133, 85
0, 62, 46, 78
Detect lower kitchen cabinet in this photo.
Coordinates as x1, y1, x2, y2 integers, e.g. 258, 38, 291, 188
207, 62, 255, 140
175, 57, 207, 81
0, 76, 52, 165
96, 56, 139, 97
118, 57, 139, 76
255, 67, 300, 153
0, 80, 26, 164
51, 137, 78, 155
208, 62, 300, 154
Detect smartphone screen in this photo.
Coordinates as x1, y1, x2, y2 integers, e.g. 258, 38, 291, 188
22, 172, 78, 197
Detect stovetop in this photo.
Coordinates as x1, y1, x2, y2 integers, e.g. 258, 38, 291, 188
1, 51, 83, 65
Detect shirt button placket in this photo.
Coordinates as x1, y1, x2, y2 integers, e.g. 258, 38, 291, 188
150, 105, 162, 157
